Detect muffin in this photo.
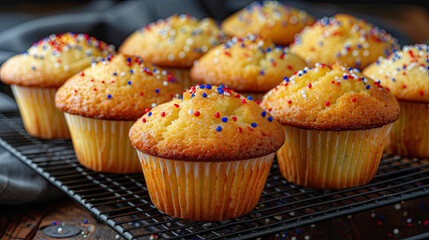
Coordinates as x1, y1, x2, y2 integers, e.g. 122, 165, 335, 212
222, 1, 314, 46
290, 14, 398, 70
55, 54, 183, 173
261, 63, 400, 189
0, 32, 114, 139
190, 34, 307, 101
119, 14, 225, 89
129, 84, 285, 221
363, 44, 429, 158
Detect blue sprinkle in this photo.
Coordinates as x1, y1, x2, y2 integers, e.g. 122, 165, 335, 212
219, 84, 225, 89
266, 47, 271, 52
191, 94, 195, 99
216, 126, 222, 132
284, 76, 289, 82
113, 72, 117, 76
251, 123, 257, 128
83, 219, 88, 224
342, 75, 347, 80
52, 221, 56, 225
155, 89, 159, 93
260, 71, 265, 75
127, 58, 131, 62
107, 94, 112, 99
128, 81, 132, 85
261, 111, 266, 117
247, 96, 253, 100
348, 68, 353, 71
366, 85, 371, 89
31, 66, 36, 71
380, 215, 385, 220
130, 70, 134, 74
268, 116, 273, 122
392, 78, 396, 82
222, 117, 228, 123
206, 84, 212, 89
202, 92, 207, 98
148, 112, 152, 116
297, 230, 302, 235
199, 85, 205, 89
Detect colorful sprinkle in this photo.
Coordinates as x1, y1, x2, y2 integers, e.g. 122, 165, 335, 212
268, 116, 273, 122
222, 117, 228, 123
216, 126, 222, 132
251, 123, 257, 128
161, 112, 166, 117
202, 92, 207, 98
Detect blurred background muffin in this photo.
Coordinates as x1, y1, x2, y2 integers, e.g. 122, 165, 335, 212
0, 32, 114, 139
55, 53, 183, 173
363, 44, 429, 158
261, 63, 400, 189
129, 84, 284, 221
290, 14, 399, 70
222, 1, 314, 46
191, 34, 306, 101
119, 14, 225, 89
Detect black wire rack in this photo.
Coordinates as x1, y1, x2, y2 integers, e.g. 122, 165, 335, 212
0, 111, 428, 240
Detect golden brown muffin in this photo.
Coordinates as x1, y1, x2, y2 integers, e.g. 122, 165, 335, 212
363, 44, 429, 158
119, 14, 225, 68
55, 53, 184, 173
222, 1, 314, 46
56, 54, 183, 120
190, 34, 306, 95
290, 14, 398, 70
1, 32, 114, 88
129, 84, 284, 221
0, 32, 114, 139
261, 63, 399, 189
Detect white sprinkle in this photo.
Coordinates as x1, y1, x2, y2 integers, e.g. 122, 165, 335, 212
371, 212, 376, 218
186, 38, 194, 45
406, 218, 412, 223
121, 72, 126, 76
54, 63, 60, 68
188, 109, 194, 115
363, 42, 369, 49
290, 16, 298, 24
310, 224, 316, 228
63, 65, 69, 70
168, 54, 175, 61
393, 228, 399, 235
183, 45, 190, 52
352, 50, 359, 56
363, 50, 369, 57
201, 45, 208, 52
289, 211, 296, 217
163, 81, 168, 86
151, 103, 157, 108
179, 51, 185, 58
304, 236, 310, 240
213, 58, 219, 63
291, 237, 297, 240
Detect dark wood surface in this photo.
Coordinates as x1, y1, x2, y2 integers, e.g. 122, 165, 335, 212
1, 194, 428, 239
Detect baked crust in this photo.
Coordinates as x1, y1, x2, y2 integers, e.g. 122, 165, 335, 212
129, 85, 285, 161
221, 1, 314, 45
190, 35, 306, 92
55, 54, 184, 120
119, 14, 225, 68
261, 63, 400, 131
0, 33, 113, 88
290, 14, 398, 70
363, 44, 429, 103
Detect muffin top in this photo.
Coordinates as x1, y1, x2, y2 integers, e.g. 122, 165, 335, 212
129, 84, 285, 161
190, 35, 307, 92
55, 54, 184, 120
290, 14, 398, 70
119, 14, 225, 68
221, 1, 314, 46
261, 63, 400, 131
363, 44, 429, 103
0, 32, 114, 88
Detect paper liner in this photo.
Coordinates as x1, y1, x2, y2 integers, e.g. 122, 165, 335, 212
164, 67, 194, 90
64, 113, 140, 173
137, 151, 275, 221
11, 85, 70, 139
277, 124, 393, 189
385, 101, 429, 158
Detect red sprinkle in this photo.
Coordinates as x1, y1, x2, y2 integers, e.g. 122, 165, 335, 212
402, 85, 407, 89
142, 118, 147, 123
140, 92, 144, 96
247, 126, 254, 131
352, 98, 357, 102
161, 112, 165, 117
288, 100, 292, 104
325, 101, 331, 106
74, 90, 77, 93
235, 94, 241, 98
378, 221, 382, 226
194, 111, 200, 117
237, 127, 243, 133
255, 100, 260, 105
424, 220, 428, 226
91, 79, 94, 82
419, 91, 424, 96
80, 72, 84, 76
145, 108, 150, 113
307, 83, 312, 89
242, 99, 247, 103
215, 112, 220, 118
224, 51, 231, 57
174, 104, 179, 108
101, 81, 105, 84
232, 116, 237, 121
93, 88, 97, 91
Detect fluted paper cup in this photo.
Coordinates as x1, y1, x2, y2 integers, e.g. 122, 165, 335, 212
11, 85, 70, 139
137, 151, 274, 221
384, 101, 429, 158
277, 124, 393, 189
64, 113, 140, 173
164, 67, 194, 90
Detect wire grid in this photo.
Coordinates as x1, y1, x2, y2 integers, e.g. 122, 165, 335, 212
0, 112, 428, 240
